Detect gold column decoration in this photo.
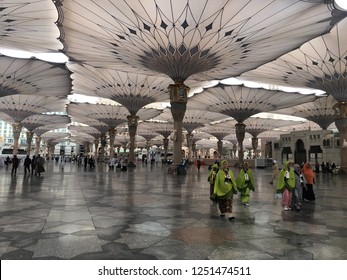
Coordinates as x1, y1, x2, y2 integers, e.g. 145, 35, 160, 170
127, 115, 140, 167
169, 81, 189, 166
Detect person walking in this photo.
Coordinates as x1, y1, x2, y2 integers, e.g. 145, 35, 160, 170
302, 162, 316, 201
196, 156, 202, 172
31, 155, 36, 174
277, 160, 295, 211
11, 155, 19, 175
23, 155, 32, 175
35, 154, 45, 176
236, 162, 255, 206
270, 160, 279, 184
211, 160, 238, 220
292, 164, 304, 211
208, 162, 219, 199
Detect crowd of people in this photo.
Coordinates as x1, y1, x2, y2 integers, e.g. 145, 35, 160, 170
208, 158, 321, 220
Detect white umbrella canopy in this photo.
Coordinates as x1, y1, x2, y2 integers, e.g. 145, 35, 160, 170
22, 114, 71, 132
270, 95, 337, 130
244, 117, 306, 138
0, 0, 63, 53
240, 17, 347, 101
0, 95, 68, 123
0, 57, 71, 98
68, 63, 171, 115
189, 83, 318, 123
57, 0, 346, 81
154, 107, 230, 134
34, 124, 70, 138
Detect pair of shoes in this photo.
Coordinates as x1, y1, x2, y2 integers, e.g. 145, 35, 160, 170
283, 206, 291, 211
220, 214, 225, 217
228, 217, 235, 220
269, 182, 273, 184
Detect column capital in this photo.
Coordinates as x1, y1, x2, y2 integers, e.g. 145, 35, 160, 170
169, 82, 189, 104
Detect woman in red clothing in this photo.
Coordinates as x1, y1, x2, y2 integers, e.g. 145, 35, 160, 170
302, 162, 316, 201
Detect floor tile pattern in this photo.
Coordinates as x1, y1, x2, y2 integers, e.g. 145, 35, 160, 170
0, 161, 346, 259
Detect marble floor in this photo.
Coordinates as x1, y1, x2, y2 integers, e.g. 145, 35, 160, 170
0, 161, 346, 260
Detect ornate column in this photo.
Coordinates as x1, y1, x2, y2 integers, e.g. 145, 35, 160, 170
94, 138, 99, 159
145, 140, 151, 159
333, 101, 347, 173
217, 140, 223, 158
35, 136, 41, 156
99, 134, 106, 162
127, 115, 140, 167
26, 131, 34, 156
12, 123, 22, 155
163, 138, 169, 161
169, 82, 189, 165
235, 123, 246, 166
251, 137, 259, 159
108, 128, 116, 157
186, 133, 193, 162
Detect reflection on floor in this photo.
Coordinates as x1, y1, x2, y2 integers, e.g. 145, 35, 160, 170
0, 161, 346, 260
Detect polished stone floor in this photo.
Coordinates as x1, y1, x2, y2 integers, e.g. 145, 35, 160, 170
0, 161, 346, 260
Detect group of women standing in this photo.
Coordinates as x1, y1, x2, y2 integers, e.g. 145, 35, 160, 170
276, 160, 316, 211
209, 160, 255, 220
209, 159, 316, 219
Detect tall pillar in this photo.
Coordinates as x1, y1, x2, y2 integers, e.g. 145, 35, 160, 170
192, 143, 196, 159
251, 137, 259, 159
333, 101, 347, 173
186, 133, 193, 162
12, 123, 22, 155
109, 128, 116, 157
163, 138, 169, 161
99, 134, 106, 162
26, 131, 34, 156
127, 115, 139, 167
35, 136, 41, 155
169, 82, 189, 165
235, 123, 246, 166
217, 140, 223, 158
94, 139, 99, 159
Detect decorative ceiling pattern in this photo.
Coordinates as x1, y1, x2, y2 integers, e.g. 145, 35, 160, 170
22, 114, 71, 132
34, 124, 70, 138
155, 108, 229, 134
0, 95, 67, 123
240, 17, 347, 101
0, 57, 71, 98
138, 121, 174, 139
67, 102, 130, 129
189, 84, 318, 123
58, 0, 346, 81
272, 95, 337, 129
244, 117, 305, 137
68, 62, 171, 115
0, 0, 63, 52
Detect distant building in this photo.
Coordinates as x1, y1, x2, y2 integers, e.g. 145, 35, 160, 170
272, 129, 340, 166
